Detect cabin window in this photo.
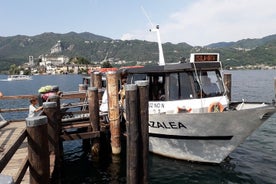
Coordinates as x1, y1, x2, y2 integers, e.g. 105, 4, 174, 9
168, 72, 194, 100
179, 73, 194, 99
129, 74, 147, 84
169, 73, 179, 100
196, 70, 224, 97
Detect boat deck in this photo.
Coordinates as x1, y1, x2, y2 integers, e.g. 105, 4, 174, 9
0, 121, 29, 183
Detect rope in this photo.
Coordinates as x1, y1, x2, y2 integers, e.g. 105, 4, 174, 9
108, 117, 120, 122
220, 61, 229, 97
192, 62, 204, 111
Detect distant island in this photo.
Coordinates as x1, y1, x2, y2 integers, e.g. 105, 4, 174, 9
0, 32, 276, 74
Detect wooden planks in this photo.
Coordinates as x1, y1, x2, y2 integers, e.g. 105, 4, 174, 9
0, 121, 56, 183
0, 121, 29, 184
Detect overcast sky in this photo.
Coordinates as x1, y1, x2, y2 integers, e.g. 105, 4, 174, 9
1, 0, 275, 46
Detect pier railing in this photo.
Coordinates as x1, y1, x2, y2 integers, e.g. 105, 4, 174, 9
0, 71, 151, 183
0, 91, 87, 184
0, 92, 87, 117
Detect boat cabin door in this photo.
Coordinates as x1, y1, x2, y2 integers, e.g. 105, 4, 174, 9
149, 75, 165, 101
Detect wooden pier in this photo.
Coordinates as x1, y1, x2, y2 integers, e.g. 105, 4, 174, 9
0, 71, 151, 183
0, 120, 29, 184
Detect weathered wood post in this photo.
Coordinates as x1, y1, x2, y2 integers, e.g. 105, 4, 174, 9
78, 83, 88, 112
47, 95, 61, 110
87, 87, 100, 157
90, 71, 94, 87
47, 95, 63, 160
93, 71, 104, 103
43, 101, 61, 170
125, 84, 139, 184
43, 102, 58, 154
26, 116, 49, 184
224, 73, 232, 101
93, 71, 102, 89
136, 80, 149, 184
106, 71, 121, 154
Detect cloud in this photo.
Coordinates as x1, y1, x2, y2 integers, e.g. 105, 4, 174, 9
125, 0, 276, 46
121, 29, 156, 42
121, 33, 135, 41
164, 0, 276, 45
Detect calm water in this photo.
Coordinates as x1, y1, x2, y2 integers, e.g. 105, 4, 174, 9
0, 70, 276, 184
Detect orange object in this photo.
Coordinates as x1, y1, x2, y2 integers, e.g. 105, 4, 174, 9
208, 102, 224, 112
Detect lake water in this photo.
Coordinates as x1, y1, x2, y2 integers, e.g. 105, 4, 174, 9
0, 70, 276, 184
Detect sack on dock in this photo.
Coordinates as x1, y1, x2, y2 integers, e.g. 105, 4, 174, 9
38, 85, 59, 94
38, 85, 53, 93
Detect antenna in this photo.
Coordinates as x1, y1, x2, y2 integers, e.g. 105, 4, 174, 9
141, 6, 154, 28
150, 25, 165, 66
141, 6, 165, 66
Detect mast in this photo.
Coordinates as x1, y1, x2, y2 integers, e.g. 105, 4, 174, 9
150, 25, 165, 66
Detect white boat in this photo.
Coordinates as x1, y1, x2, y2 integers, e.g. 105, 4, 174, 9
118, 53, 275, 163
7, 75, 32, 81
116, 25, 276, 163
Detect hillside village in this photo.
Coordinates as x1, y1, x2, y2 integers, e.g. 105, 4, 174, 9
19, 40, 155, 75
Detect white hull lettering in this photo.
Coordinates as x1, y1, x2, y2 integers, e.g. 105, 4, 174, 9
149, 121, 187, 129
149, 103, 165, 109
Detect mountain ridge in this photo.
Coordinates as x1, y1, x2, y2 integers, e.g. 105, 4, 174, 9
206, 34, 276, 49
0, 32, 276, 71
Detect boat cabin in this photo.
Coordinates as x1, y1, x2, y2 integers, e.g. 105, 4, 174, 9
118, 53, 225, 102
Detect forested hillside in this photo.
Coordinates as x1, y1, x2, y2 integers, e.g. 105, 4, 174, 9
0, 32, 276, 71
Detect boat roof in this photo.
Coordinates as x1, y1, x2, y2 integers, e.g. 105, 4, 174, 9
118, 61, 221, 75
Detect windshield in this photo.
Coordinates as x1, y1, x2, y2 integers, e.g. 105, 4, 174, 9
194, 70, 225, 97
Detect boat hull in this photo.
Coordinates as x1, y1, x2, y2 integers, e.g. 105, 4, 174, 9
148, 104, 275, 163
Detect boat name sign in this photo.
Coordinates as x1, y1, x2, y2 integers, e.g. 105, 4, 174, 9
149, 121, 187, 129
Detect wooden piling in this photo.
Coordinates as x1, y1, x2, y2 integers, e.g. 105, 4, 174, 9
125, 84, 139, 184
93, 72, 102, 89
43, 102, 60, 156
87, 87, 100, 157
90, 72, 94, 87
224, 73, 232, 101
93, 71, 103, 103
136, 80, 149, 184
78, 84, 88, 111
47, 95, 63, 160
47, 95, 61, 110
26, 116, 49, 184
106, 71, 121, 154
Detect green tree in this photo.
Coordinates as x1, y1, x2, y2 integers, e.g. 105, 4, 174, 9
70, 57, 90, 64
101, 61, 113, 68
78, 57, 90, 64
9, 64, 20, 75
23, 68, 31, 75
